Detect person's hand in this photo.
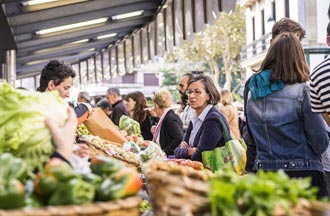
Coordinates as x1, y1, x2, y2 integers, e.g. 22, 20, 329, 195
150, 125, 157, 134
73, 143, 89, 158
149, 108, 157, 118
179, 141, 189, 148
187, 147, 196, 156
45, 107, 77, 161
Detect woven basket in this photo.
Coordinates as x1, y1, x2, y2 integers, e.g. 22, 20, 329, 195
0, 196, 141, 216
142, 160, 213, 216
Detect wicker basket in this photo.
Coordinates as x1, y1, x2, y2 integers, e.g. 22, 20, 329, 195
0, 196, 141, 216
142, 160, 213, 216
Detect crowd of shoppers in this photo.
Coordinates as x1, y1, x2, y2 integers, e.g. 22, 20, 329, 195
12, 11, 330, 200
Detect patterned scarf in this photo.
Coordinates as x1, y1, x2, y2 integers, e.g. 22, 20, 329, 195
152, 108, 171, 143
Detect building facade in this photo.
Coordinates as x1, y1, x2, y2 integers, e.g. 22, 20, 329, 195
240, 0, 330, 78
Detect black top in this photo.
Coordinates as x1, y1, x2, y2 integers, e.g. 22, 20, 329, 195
110, 99, 129, 126
140, 113, 156, 141
159, 110, 184, 156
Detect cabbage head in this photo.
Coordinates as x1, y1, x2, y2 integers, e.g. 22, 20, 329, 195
0, 83, 69, 170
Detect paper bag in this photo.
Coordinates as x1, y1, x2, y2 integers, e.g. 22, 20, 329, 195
83, 107, 127, 145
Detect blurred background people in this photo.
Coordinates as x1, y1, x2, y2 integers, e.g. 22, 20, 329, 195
246, 33, 328, 198
125, 91, 155, 140
97, 98, 112, 117
309, 21, 330, 195
77, 91, 93, 107
151, 89, 183, 156
174, 75, 229, 162
106, 87, 129, 126
178, 73, 195, 131
219, 89, 241, 140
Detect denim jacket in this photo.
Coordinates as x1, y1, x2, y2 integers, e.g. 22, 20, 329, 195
246, 83, 329, 172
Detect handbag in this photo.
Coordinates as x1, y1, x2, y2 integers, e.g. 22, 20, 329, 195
202, 119, 247, 175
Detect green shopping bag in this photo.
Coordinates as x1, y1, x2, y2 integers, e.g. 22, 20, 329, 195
202, 119, 247, 175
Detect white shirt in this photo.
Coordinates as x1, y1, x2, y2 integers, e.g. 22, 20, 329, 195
188, 104, 213, 146
180, 105, 195, 128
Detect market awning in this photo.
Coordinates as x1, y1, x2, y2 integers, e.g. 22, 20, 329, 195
0, 0, 237, 81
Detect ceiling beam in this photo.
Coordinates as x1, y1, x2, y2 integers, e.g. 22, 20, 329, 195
16, 51, 98, 74
8, 0, 148, 26
17, 38, 116, 64
13, 2, 159, 34
17, 17, 150, 48
17, 28, 133, 54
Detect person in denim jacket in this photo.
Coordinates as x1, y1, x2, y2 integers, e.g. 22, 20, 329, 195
246, 33, 329, 198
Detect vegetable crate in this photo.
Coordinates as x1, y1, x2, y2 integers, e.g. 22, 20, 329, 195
142, 160, 213, 216
0, 196, 141, 216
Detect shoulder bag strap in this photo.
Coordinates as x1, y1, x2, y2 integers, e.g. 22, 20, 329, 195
219, 118, 232, 142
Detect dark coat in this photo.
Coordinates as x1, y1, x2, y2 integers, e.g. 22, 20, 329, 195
111, 99, 129, 126
159, 110, 184, 156
174, 106, 229, 161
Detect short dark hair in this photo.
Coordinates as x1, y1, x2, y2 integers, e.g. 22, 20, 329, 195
272, 18, 305, 40
181, 73, 194, 81
97, 98, 112, 110
327, 22, 330, 36
38, 60, 76, 92
257, 33, 309, 84
106, 87, 120, 96
187, 75, 220, 105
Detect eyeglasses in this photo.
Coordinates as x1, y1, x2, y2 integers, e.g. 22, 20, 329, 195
186, 89, 207, 96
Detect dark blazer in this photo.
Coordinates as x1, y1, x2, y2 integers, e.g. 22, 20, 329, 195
159, 110, 184, 156
140, 112, 156, 141
111, 99, 129, 126
174, 106, 229, 161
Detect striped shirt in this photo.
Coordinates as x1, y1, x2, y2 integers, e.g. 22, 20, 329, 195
310, 57, 330, 171
310, 57, 330, 113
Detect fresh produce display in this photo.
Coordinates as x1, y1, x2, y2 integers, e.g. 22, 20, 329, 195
140, 199, 152, 212
0, 83, 69, 170
91, 156, 143, 201
138, 142, 167, 163
166, 159, 204, 170
119, 116, 142, 137
0, 153, 28, 209
76, 124, 91, 135
78, 135, 140, 165
34, 158, 95, 206
208, 169, 317, 216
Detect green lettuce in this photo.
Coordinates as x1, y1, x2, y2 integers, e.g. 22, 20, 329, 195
119, 115, 141, 137
0, 83, 69, 170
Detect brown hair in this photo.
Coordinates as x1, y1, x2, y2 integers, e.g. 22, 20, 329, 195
187, 75, 220, 105
257, 33, 309, 84
220, 89, 233, 106
272, 18, 305, 40
125, 91, 147, 123
153, 89, 172, 109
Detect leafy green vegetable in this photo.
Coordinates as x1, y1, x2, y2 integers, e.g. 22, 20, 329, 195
209, 169, 317, 216
119, 116, 141, 137
0, 83, 69, 170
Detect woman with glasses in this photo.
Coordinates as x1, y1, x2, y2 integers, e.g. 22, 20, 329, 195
174, 75, 230, 162
151, 89, 184, 156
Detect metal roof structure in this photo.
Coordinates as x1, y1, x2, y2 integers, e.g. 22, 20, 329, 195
0, 0, 236, 82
